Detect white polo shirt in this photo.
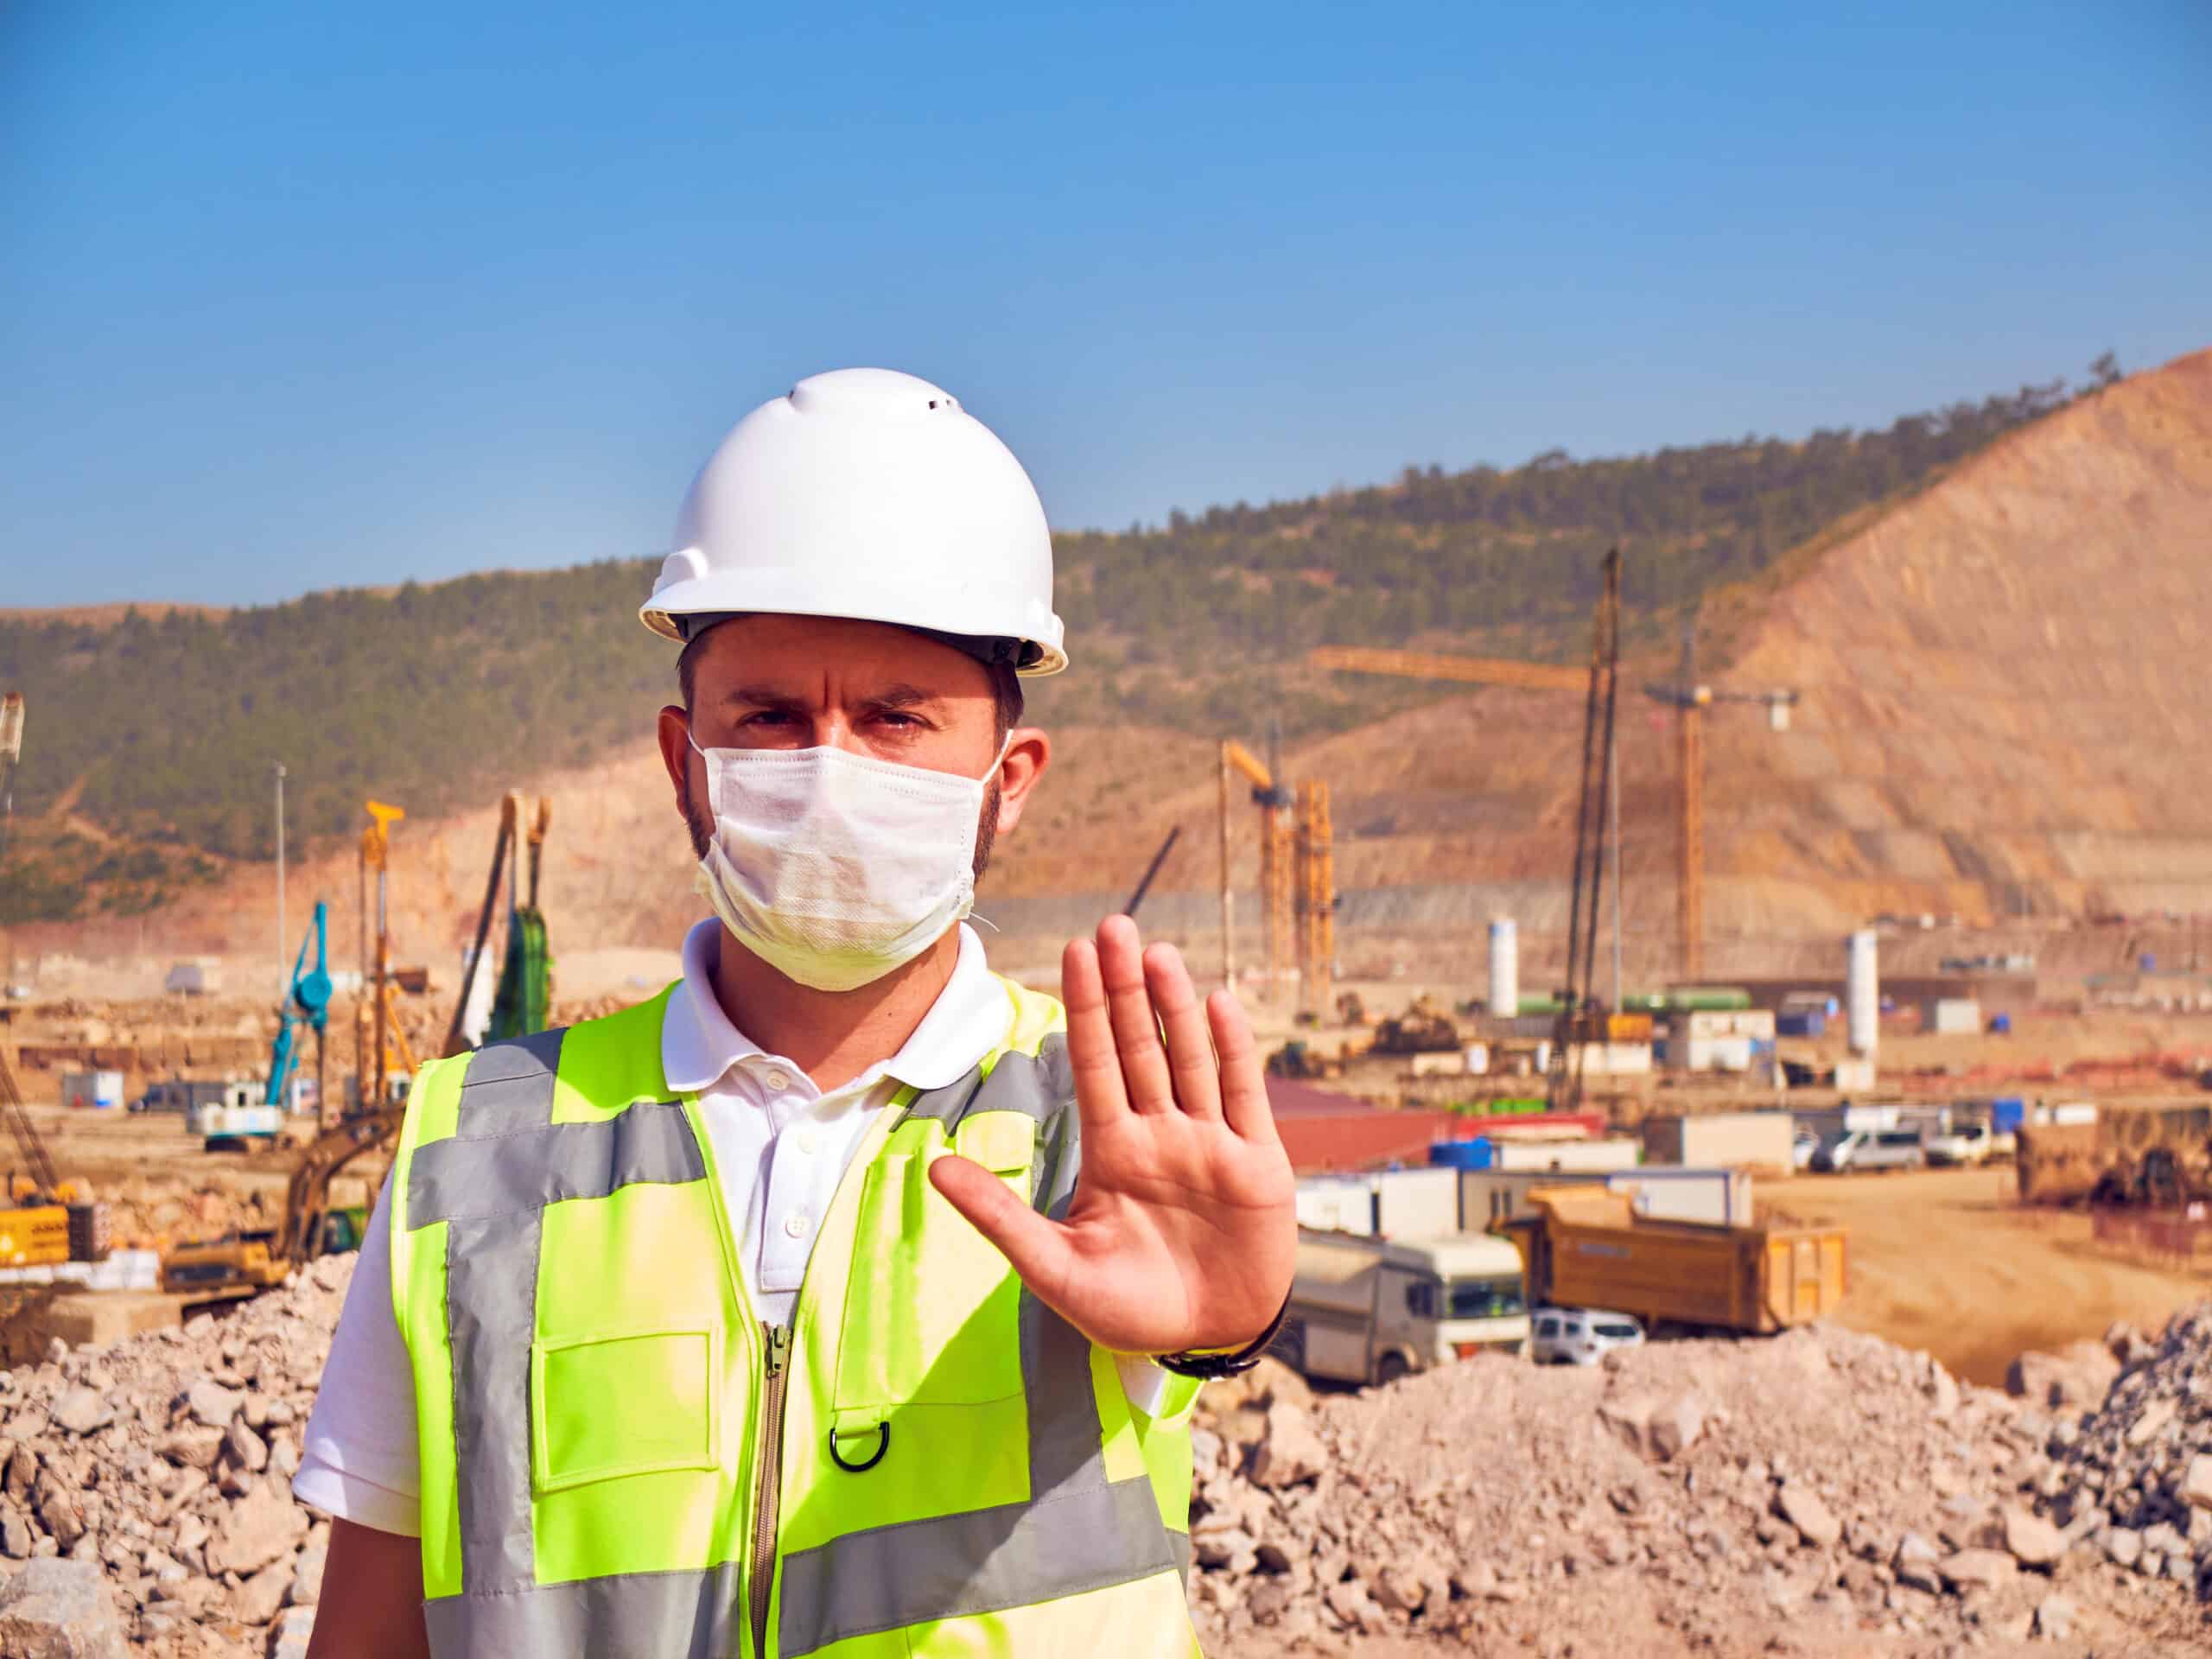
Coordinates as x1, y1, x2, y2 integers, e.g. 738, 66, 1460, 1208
295, 920, 1160, 1536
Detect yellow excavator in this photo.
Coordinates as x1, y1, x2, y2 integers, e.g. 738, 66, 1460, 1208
159, 1106, 403, 1302
0, 1045, 109, 1268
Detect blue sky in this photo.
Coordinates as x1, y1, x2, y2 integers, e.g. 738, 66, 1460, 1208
3, 1, 2207, 608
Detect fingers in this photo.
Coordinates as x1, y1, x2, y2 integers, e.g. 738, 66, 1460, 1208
1061, 934, 1130, 1131
928, 1154, 1074, 1303
1096, 915, 1175, 1114
1146, 940, 1223, 1121
1209, 987, 1279, 1145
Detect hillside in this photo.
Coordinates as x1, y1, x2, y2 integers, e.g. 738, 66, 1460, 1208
0, 368, 2088, 923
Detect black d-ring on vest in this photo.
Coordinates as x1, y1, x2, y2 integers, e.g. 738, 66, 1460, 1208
826, 1421, 890, 1473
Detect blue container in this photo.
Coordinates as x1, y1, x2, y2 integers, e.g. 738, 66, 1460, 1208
1776, 1011, 1827, 1038
1991, 1097, 2026, 1134
1429, 1138, 1494, 1171
1989, 1012, 2012, 1035
2140, 954, 2157, 973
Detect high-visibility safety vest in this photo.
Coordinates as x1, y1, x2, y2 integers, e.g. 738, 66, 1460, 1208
389, 976, 1204, 1658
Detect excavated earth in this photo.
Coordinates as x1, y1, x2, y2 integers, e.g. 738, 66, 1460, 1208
0, 1256, 2208, 1656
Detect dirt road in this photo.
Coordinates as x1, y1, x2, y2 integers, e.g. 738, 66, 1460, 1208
1764, 1166, 2206, 1386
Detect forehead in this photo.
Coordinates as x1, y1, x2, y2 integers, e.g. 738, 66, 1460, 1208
687, 613, 994, 702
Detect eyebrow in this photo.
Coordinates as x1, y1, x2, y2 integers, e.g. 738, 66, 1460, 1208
717, 683, 950, 709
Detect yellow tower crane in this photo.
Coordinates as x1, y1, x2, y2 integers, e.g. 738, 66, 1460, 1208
354, 799, 415, 1116
1310, 620, 1798, 982
1217, 739, 1296, 996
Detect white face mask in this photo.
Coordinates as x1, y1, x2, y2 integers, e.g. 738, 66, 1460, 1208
687, 733, 1008, 993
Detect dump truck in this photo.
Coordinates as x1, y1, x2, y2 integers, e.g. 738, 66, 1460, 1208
1502, 1184, 1846, 1337
1277, 1228, 1529, 1387
2017, 1101, 2212, 1206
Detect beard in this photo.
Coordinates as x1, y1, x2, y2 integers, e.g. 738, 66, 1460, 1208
681, 772, 1004, 885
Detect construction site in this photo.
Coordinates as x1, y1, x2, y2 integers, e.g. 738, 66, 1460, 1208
0, 346, 2208, 1655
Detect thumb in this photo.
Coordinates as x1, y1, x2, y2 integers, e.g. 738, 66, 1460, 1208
927, 1153, 1075, 1305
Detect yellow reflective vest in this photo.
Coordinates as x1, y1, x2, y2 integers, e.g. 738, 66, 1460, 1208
389, 976, 1203, 1657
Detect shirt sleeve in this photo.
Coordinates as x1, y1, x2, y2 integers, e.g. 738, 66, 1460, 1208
1114, 1354, 1177, 1419
292, 1173, 423, 1537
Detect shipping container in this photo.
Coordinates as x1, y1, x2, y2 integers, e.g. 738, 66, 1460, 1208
1989, 1096, 2027, 1135
1641, 1112, 1796, 1173
1486, 1137, 1640, 1174
1570, 1041, 1653, 1076
1456, 1168, 1755, 1230
1775, 1010, 1827, 1038
1605, 1013, 1656, 1042
1503, 1185, 1847, 1335
1292, 1167, 1462, 1239
1924, 998, 1981, 1035
1830, 1057, 1878, 1091
59, 1070, 125, 1109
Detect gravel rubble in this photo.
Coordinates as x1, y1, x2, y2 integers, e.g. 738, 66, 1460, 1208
0, 1255, 2206, 1657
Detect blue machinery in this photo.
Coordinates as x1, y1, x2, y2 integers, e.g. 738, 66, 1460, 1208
267, 900, 332, 1112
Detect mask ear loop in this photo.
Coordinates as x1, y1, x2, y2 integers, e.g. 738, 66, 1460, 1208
967, 730, 1020, 937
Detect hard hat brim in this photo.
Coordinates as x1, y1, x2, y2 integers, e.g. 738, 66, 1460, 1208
641, 570, 1067, 677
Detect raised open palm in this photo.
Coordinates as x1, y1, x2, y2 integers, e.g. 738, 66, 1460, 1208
929, 914, 1297, 1355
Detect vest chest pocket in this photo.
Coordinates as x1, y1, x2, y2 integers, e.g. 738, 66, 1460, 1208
834, 1110, 1036, 1411
531, 1327, 721, 1493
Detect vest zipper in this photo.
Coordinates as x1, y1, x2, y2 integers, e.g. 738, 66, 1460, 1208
749, 1319, 793, 1658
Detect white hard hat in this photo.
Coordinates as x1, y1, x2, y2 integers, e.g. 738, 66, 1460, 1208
641, 367, 1067, 676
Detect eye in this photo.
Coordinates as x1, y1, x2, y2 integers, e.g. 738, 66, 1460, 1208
741, 709, 799, 728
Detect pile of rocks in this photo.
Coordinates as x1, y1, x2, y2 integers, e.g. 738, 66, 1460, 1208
0, 1257, 351, 1656
1188, 1317, 2211, 1656
2033, 1307, 2212, 1597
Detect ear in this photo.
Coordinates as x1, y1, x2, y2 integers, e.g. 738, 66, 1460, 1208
656, 706, 695, 817
991, 728, 1050, 838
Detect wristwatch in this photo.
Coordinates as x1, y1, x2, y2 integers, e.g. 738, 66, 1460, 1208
1154, 1293, 1291, 1380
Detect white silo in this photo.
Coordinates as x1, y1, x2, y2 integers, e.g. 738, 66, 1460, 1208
1488, 918, 1519, 1019
1847, 929, 1879, 1056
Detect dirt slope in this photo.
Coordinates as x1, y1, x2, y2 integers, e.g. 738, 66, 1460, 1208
31, 350, 2212, 990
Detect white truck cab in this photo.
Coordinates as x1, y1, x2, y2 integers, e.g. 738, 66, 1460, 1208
1281, 1230, 1530, 1387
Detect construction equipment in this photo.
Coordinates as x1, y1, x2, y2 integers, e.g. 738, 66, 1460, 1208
162, 1105, 403, 1301
1642, 629, 1798, 980
1215, 733, 1335, 1015
1372, 995, 1460, 1055
2018, 1101, 2212, 1206
1502, 1184, 1847, 1337
443, 794, 554, 1058
0, 1044, 108, 1268
354, 801, 415, 1116
1122, 826, 1181, 919
267, 900, 331, 1113
3, 693, 23, 999
1294, 779, 1335, 1018
1548, 549, 1622, 1116
1311, 569, 1801, 988
1218, 737, 1296, 995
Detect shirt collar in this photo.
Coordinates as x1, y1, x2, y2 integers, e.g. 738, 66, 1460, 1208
659, 919, 1011, 1097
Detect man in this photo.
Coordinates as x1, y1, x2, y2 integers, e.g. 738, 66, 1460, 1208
298, 367, 1298, 1657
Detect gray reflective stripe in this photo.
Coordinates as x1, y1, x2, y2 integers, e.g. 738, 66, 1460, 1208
901, 1033, 1072, 1128
776, 1477, 1176, 1655
446, 1211, 541, 1594
423, 1562, 741, 1658
414, 1035, 719, 1638
409, 1103, 706, 1224
776, 1037, 1176, 1659
454, 1027, 565, 1135
1169, 1528, 1191, 1583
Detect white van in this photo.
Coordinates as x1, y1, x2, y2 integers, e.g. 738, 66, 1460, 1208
1530, 1306, 1646, 1366
1812, 1128, 1926, 1173
1281, 1230, 1530, 1387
